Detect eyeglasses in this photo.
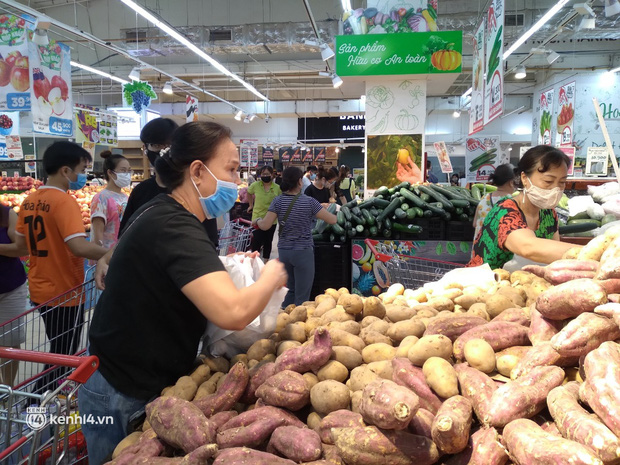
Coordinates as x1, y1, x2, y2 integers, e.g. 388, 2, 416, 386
146, 143, 168, 152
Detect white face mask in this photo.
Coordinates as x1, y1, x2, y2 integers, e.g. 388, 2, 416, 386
523, 177, 563, 210
113, 172, 132, 188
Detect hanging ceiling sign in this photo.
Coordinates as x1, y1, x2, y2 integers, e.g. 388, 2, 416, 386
298, 116, 365, 143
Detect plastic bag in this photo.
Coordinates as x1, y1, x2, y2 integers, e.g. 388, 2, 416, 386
567, 195, 595, 218
588, 182, 620, 203
206, 255, 288, 358
503, 254, 546, 273
586, 203, 606, 221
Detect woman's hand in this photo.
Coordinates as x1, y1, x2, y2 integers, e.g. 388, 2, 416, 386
252, 218, 261, 228
396, 159, 422, 184
95, 258, 109, 290
247, 206, 253, 213
261, 259, 288, 288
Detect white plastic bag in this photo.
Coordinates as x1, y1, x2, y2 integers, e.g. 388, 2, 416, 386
206, 255, 288, 358
567, 195, 595, 218
503, 254, 545, 273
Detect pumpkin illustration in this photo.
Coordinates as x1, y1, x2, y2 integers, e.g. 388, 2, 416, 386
395, 109, 419, 131
431, 50, 462, 71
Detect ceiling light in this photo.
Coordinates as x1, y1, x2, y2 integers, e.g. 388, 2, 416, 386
610, 66, 620, 73
243, 116, 250, 124
515, 66, 527, 79
248, 114, 257, 122
318, 71, 331, 77
547, 50, 560, 64
119, 0, 269, 101
331, 74, 343, 88
452, 110, 461, 118
461, 88, 472, 99
162, 81, 173, 94
71, 61, 128, 84
320, 43, 335, 61
360, 95, 366, 104
335, 147, 340, 153
502, 0, 571, 60
32, 28, 49, 46
573, 3, 595, 16
128, 66, 141, 81
234, 110, 243, 121
578, 16, 596, 29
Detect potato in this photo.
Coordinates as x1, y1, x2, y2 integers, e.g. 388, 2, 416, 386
314, 296, 337, 317
317, 360, 349, 383
248, 359, 259, 369
485, 294, 515, 318
408, 334, 453, 366
495, 346, 531, 377
362, 296, 387, 319
427, 297, 455, 312
303, 372, 320, 390
364, 319, 391, 335
307, 411, 323, 431
189, 364, 211, 386
230, 353, 249, 368
329, 328, 365, 353
366, 360, 393, 380
325, 288, 342, 301
277, 340, 302, 356
283, 303, 296, 314
328, 320, 361, 335
280, 322, 307, 343
361, 330, 392, 346
362, 343, 397, 363
262, 354, 276, 363
350, 390, 363, 413
454, 293, 481, 310
321, 306, 355, 325
203, 356, 229, 374
494, 269, 510, 281
360, 315, 382, 328
423, 357, 459, 398
310, 380, 351, 415
387, 319, 426, 343
433, 288, 463, 301
288, 305, 308, 323
467, 303, 490, 320
349, 366, 380, 391
276, 312, 291, 333
463, 339, 496, 374
386, 305, 416, 323
304, 317, 322, 337
338, 294, 364, 315
510, 270, 537, 286
395, 335, 420, 358
331, 346, 364, 371
498, 287, 526, 307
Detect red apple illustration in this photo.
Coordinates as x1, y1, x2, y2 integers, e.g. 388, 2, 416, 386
32, 68, 51, 100
5, 51, 21, 69
51, 75, 68, 100
10, 56, 29, 92
0, 60, 11, 87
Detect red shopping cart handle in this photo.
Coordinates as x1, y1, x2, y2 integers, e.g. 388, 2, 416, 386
0, 348, 99, 385
364, 239, 394, 263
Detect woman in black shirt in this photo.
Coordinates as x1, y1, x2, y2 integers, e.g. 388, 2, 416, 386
304, 166, 338, 206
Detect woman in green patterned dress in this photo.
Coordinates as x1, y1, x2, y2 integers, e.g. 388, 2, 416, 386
469, 145, 577, 269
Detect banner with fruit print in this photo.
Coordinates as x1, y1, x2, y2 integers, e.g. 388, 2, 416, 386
0, 112, 19, 160
342, 0, 438, 34
186, 95, 198, 123
465, 136, 500, 183
556, 81, 575, 146
483, 0, 504, 124
0, 15, 31, 111
5, 134, 22, 160
469, 20, 485, 135
29, 38, 72, 136
538, 87, 554, 145
74, 104, 98, 144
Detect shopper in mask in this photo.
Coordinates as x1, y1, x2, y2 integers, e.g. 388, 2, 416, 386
247, 165, 281, 259
301, 165, 318, 192
469, 145, 577, 269
80, 122, 287, 463
337, 165, 356, 205
472, 163, 516, 240
305, 166, 338, 206
90, 151, 130, 250
0, 142, 108, 392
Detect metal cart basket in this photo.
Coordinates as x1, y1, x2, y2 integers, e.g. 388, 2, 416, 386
218, 218, 254, 256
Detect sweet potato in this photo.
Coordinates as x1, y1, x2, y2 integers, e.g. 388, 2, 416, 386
464, 339, 496, 374
310, 380, 351, 415
219, 406, 304, 432
562, 246, 582, 259
524, 259, 600, 284
213, 447, 296, 465
547, 382, 620, 464
453, 321, 530, 361
179, 444, 219, 465
582, 342, 620, 437
550, 312, 620, 357
146, 397, 214, 452
209, 411, 238, 433
322, 444, 345, 465
597, 237, 620, 280
422, 315, 487, 341
193, 362, 248, 417
503, 419, 604, 465
511, 342, 579, 379
332, 426, 439, 465
391, 358, 443, 414
594, 302, 620, 327
528, 306, 564, 345
491, 307, 530, 326
536, 279, 608, 320
431, 395, 473, 454
423, 357, 459, 398
408, 334, 453, 366
579, 234, 614, 261
454, 363, 498, 424
217, 416, 285, 449
239, 361, 276, 404
359, 379, 420, 430
408, 408, 434, 438
485, 366, 564, 427
255, 370, 309, 411
267, 426, 322, 462
274, 326, 332, 373
469, 427, 508, 465
318, 410, 365, 444
111, 431, 142, 459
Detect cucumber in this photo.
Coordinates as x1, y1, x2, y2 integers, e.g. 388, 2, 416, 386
450, 199, 471, 208
339, 235, 347, 242
332, 223, 345, 236
418, 185, 454, 211
413, 207, 424, 218
312, 233, 326, 241
369, 207, 380, 217
420, 193, 431, 203
602, 214, 617, 226
351, 214, 365, 226
357, 198, 375, 210
369, 226, 379, 236
392, 223, 423, 234
376, 197, 402, 223
351, 206, 362, 217
559, 223, 598, 235
390, 192, 400, 201
423, 209, 433, 218
337, 211, 345, 226
383, 218, 392, 230
355, 224, 364, 233
382, 229, 392, 238
374, 186, 389, 197
344, 221, 352, 230
459, 213, 469, 221
400, 188, 427, 208
568, 211, 590, 221
567, 218, 601, 227
471, 185, 482, 201
473, 183, 498, 194
412, 185, 421, 196
362, 209, 375, 226
388, 187, 397, 195
329, 233, 336, 242
401, 203, 409, 211
455, 207, 464, 216
340, 206, 352, 221
373, 198, 391, 209
425, 203, 445, 216
394, 208, 407, 220
397, 181, 411, 190
406, 208, 417, 220
348, 228, 356, 237
343, 200, 358, 209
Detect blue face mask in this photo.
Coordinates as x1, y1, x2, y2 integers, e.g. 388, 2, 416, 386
310, 173, 317, 180
68, 170, 87, 190
192, 164, 238, 219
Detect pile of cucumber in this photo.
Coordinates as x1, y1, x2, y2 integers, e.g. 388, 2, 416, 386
559, 212, 618, 236
312, 182, 479, 243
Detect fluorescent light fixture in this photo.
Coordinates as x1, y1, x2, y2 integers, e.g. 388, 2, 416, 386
234, 110, 243, 121
502, 0, 571, 60
452, 110, 461, 118
320, 43, 335, 61
512, 126, 532, 135
610, 66, 620, 73
248, 114, 257, 122
32, 28, 49, 46
162, 81, 173, 94
128, 66, 141, 81
547, 50, 560, 64
341, 0, 352, 11
578, 17, 596, 29
70, 61, 129, 84
119, 0, 269, 101
461, 87, 472, 99
331, 74, 343, 88
515, 66, 527, 79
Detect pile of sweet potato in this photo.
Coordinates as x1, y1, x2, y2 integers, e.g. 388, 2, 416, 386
107, 227, 620, 465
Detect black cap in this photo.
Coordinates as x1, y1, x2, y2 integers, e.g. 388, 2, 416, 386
140, 118, 179, 145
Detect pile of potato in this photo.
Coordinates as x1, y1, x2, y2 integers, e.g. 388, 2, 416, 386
107, 226, 620, 465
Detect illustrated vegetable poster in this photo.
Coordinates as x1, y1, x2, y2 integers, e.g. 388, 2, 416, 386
469, 20, 485, 135
342, 0, 438, 34
0, 14, 31, 111
556, 81, 575, 146
29, 38, 73, 136
239, 139, 258, 168
483, 0, 504, 124
465, 136, 500, 183
433, 141, 453, 173
0, 111, 19, 160
538, 87, 554, 145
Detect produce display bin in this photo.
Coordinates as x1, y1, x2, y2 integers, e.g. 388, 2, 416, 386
445, 220, 476, 242
310, 241, 352, 299
410, 218, 446, 241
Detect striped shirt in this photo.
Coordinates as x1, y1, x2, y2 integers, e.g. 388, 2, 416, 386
268, 194, 323, 250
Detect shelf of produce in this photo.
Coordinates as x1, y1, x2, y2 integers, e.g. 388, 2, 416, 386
560, 236, 592, 245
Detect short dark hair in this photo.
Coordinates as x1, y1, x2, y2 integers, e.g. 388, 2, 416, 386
317, 166, 338, 181
140, 117, 179, 145
516, 145, 570, 187
101, 151, 128, 181
281, 166, 303, 192
43, 141, 92, 175
306, 165, 318, 173
488, 163, 515, 187
426, 159, 432, 169
155, 121, 232, 191
259, 165, 274, 175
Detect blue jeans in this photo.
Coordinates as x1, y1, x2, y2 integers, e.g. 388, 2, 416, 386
278, 248, 315, 307
78, 358, 147, 465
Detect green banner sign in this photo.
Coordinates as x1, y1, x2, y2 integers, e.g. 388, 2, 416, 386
335, 31, 463, 76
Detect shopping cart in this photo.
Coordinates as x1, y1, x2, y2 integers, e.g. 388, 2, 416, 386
0, 348, 99, 464
217, 218, 254, 256
365, 239, 464, 289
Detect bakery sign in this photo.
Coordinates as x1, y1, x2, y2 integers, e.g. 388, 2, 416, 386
298, 116, 366, 142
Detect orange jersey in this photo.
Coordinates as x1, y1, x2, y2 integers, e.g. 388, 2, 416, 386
16, 186, 86, 306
